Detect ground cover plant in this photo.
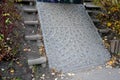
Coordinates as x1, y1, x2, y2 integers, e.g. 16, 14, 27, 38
94, 0, 120, 38
0, 0, 32, 79
0, 0, 21, 61
93, 0, 120, 67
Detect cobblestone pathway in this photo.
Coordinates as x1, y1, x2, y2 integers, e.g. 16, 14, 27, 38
37, 2, 110, 72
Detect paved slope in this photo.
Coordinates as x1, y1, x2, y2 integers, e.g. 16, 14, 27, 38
37, 2, 110, 72
57, 67, 120, 80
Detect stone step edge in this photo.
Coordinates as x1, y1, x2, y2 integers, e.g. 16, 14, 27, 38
28, 57, 47, 66
92, 19, 100, 23
23, 8, 37, 13
25, 34, 42, 40
84, 2, 101, 8
98, 28, 111, 33
86, 10, 102, 14
24, 20, 39, 25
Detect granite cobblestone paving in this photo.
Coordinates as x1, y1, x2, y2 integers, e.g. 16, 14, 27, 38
37, 2, 110, 72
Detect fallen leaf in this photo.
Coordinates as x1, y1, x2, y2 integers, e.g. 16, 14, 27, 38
55, 78, 58, 80
1, 68, 5, 71
51, 72, 55, 76
51, 68, 57, 73
67, 73, 75, 76
42, 74, 45, 77
10, 69, 14, 73
23, 48, 31, 52
16, 61, 20, 64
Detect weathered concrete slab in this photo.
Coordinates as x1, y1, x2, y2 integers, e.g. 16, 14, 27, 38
37, 2, 110, 72
57, 67, 120, 80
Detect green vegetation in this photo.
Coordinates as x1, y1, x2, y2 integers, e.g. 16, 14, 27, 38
93, 0, 120, 67
0, 0, 21, 61
94, 0, 120, 38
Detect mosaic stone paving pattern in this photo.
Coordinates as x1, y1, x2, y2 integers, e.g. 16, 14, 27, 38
37, 2, 110, 72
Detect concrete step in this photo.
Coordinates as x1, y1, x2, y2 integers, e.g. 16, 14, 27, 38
110, 39, 120, 54
28, 57, 47, 65
25, 34, 42, 40
95, 24, 107, 29
86, 10, 102, 14
98, 28, 111, 34
84, 2, 101, 10
92, 18, 100, 23
23, 8, 37, 13
16, 0, 36, 6
24, 20, 39, 25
